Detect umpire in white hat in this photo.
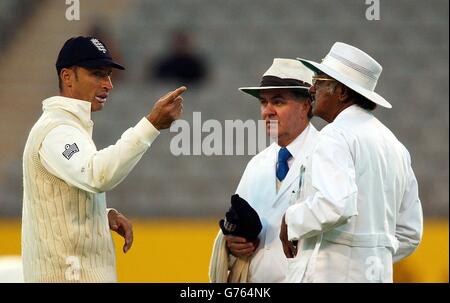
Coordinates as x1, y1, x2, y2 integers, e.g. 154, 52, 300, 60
210, 58, 319, 282
280, 42, 423, 282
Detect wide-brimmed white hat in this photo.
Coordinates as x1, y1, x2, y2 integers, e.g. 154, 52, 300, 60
297, 42, 392, 108
239, 58, 314, 99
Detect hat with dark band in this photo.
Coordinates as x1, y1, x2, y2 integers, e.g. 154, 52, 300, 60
239, 58, 314, 99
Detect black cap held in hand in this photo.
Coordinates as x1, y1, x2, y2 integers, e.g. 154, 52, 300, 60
219, 194, 262, 241
56, 36, 125, 71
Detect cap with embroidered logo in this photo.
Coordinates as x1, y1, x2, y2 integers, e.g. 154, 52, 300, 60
55, 36, 125, 71
219, 194, 262, 241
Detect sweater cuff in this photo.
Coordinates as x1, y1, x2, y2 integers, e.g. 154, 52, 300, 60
285, 203, 302, 241
134, 117, 160, 145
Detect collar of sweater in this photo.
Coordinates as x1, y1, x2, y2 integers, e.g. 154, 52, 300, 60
42, 96, 93, 128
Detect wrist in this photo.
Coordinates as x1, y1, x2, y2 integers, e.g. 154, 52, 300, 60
146, 115, 161, 130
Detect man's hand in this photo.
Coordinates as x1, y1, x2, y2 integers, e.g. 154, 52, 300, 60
280, 214, 297, 258
224, 235, 259, 258
108, 209, 133, 253
146, 86, 187, 130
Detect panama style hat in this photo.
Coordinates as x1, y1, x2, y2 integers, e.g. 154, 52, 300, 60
297, 42, 391, 108
239, 58, 314, 99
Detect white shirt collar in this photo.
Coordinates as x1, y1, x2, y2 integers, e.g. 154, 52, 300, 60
334, 104, 371, 122
276, 123, 312, 162
42, 96, 93, 128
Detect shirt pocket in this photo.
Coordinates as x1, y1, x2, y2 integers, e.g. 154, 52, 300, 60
289, 186, 301, 206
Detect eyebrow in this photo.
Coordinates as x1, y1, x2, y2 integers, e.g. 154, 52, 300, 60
271, 94, 285, 99
89, 67, 111, 71
90, 68, 112, 74
259, 93, 286, 102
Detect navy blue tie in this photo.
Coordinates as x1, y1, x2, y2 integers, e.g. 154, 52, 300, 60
276, 147, 292, 182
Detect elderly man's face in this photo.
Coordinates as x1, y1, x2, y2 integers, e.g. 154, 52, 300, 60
259, 89, 311, 147
63, 66, 114, 112
308, 73, 341, 123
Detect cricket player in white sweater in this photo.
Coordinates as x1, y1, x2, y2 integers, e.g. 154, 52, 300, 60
22, 36, 186, 282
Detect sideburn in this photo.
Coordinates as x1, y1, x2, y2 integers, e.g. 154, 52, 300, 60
71, 66, 79, 82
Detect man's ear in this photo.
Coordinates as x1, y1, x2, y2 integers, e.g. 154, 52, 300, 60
302, 98, 312, 115
60, 68, 74, 89
338, 84, 351, 103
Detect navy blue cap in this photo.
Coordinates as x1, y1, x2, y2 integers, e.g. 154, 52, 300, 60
56, 36, 125, 71
219, 194, 262, 241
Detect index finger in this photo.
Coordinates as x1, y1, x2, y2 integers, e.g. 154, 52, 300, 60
124, 227, 133, 252
224, 235, 248, 243
166, 86, 187, 101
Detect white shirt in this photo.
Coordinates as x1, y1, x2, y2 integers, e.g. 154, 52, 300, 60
235, 123, 319, 282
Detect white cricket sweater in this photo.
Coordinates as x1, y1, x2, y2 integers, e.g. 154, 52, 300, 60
22, 96, 159, 282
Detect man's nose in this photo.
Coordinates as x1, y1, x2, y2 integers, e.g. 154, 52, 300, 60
103, 76, 113, 90
262, 103, 276, 117
309, 85, 315, 94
